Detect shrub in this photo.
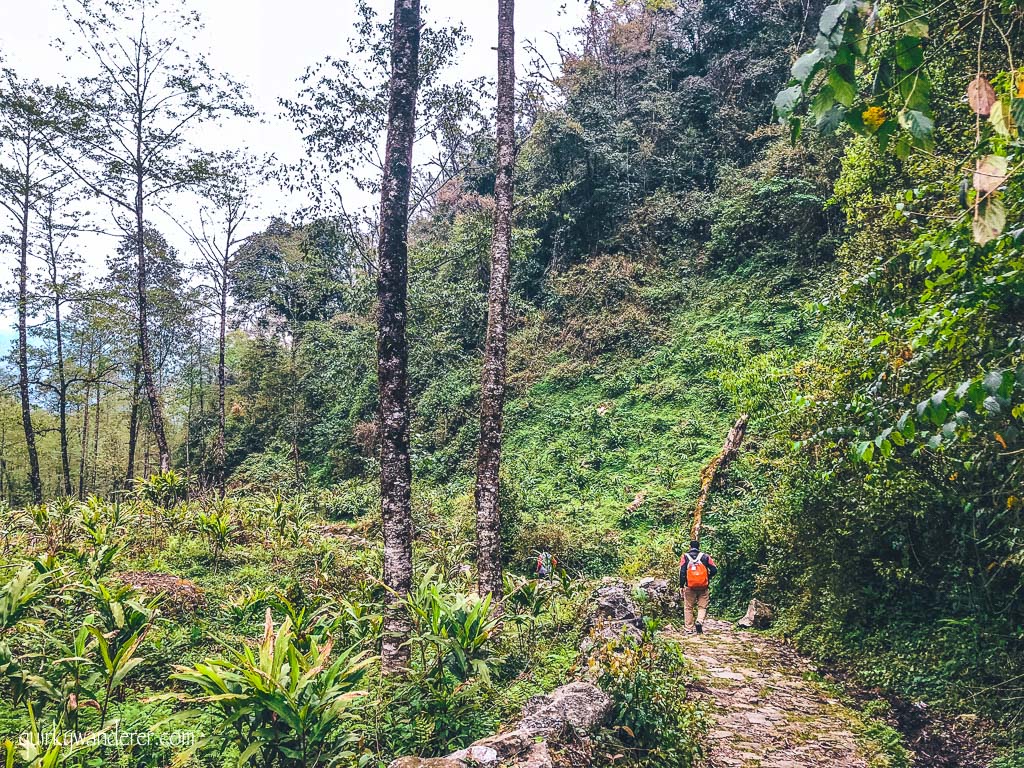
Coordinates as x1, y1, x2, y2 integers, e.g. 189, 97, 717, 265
591, 635, 706, 768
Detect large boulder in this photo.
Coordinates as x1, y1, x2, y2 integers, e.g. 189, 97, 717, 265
636, 576, 679, 614
579, 579, 644, 655
519, 682, 612, 735
737, 599, 774, 629
582, 579, 643, 634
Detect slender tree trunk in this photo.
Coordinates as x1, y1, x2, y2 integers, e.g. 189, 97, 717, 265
185, 355, 194, 479
216, 277, 228, 495
0, 421, 6, 504
43, 195, 73, 497
376, 0, 422, 675
78, 354, 93, 500
91, 375, 101, 494
135, 165, 171, 472
142, 432, 151, 479
54, 294, 72, 496
125, 359, 141, 488
290, 334, 301, 488
16, 155, 42, 503
196, 322, 205, 417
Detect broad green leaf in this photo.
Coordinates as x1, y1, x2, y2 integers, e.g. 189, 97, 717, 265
899, 109, 934, 142
989, 99, 1013, 137
817, 104, 846, 132
828, 69, 857, 106
810, 85, 836, 120
819, 1, 848, 36
792, 49, 825, 84
895, 37, 923, 70
1012, 98, 1024, 131
775, 85, 802, 118
789, 115, 802, 143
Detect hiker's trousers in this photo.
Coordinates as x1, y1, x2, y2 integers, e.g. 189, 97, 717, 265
682, 586, 710, 631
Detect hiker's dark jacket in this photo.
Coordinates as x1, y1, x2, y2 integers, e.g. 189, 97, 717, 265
679, 549, 717, 589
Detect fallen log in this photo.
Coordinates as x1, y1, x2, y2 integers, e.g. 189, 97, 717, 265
691, 414, 749, 541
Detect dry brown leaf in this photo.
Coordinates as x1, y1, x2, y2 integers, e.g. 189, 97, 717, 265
967, 75, 997, 116
973, 155, 1008, 195
973, 198, 1006, 245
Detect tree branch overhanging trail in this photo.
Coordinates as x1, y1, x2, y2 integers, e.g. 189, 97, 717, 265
691, 413, 749, 541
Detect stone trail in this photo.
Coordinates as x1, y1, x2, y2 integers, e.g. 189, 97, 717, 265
668, 618, 880, 768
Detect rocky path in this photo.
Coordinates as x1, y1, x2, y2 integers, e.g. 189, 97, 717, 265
667, 618, 892, 768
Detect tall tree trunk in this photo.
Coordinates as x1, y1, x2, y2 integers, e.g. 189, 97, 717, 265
135, 167, 171, 472
16, 163, 42, 503
185, 355, 194, 479
196, 321, 205, 417
142, 431, 151, 479
125, 358, 142, 488
216, 277, 228, 495
475, 0, 516, 604
78, 354, 93, 501
376, 0, 422, 675
54, 288, 72, 496
0, 420, 7, 504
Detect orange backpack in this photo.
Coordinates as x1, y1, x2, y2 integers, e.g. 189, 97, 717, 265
682, 552, 709, 589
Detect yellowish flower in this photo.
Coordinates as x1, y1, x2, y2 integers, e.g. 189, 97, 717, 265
863, 106, 887, 132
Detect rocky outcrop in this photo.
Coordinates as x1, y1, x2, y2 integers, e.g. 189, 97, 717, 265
579, 578, 644, 653
387, 682, 612, 768
636, 576, 679, 614
737, 598, 774, 629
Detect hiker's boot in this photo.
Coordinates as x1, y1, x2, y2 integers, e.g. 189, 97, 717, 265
696, 623, 703, 635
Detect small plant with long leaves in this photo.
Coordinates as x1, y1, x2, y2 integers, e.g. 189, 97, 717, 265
268, 591, 338, 653
194, 507, 233, 570
226, 585, 274, 623
71, 500, 125, 580
0, 563, 55, 707
25, 500, 77, 557
405, 567, 499, 685
164, 611, 370, 768
502, 574, 552, 658
137, 470, 188, 509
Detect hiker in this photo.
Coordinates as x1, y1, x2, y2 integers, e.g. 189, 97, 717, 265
535, 550, 557, 579
680, 539, 717, 634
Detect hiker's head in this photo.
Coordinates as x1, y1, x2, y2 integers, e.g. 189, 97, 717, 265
689, 539, 700, 551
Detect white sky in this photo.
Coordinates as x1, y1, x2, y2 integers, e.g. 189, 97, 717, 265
0, 0, 579, 350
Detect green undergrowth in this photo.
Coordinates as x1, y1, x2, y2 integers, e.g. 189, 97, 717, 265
501, 265, 825, 602
806, 673, 913, 768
